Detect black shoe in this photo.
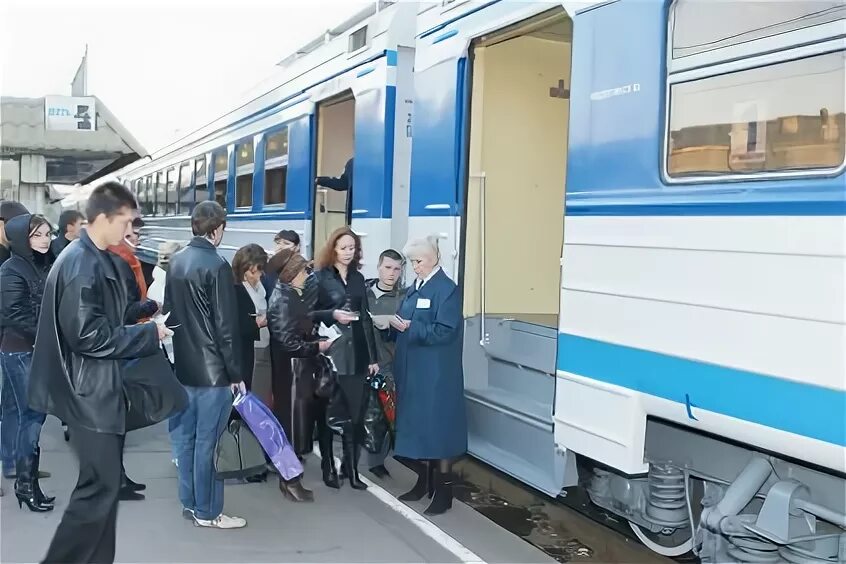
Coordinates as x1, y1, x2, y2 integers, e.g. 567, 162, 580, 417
279, 476, 314, 502
245, 472, 267, 484
14, 457, 53, 513
369, 465, 390, 479
318, 431, 340, 489
122, 475, 146, 492
32, 447, 55, 504
119, 487, 145, 501
424, 470, 453, 516
341, 434, 367, 491
399, 461, 432, 502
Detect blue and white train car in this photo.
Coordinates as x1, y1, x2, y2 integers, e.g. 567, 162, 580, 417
114, 1, 415, 274
409, 0, 845, 560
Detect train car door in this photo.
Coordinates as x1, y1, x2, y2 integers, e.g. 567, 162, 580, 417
312, 92, 355, 253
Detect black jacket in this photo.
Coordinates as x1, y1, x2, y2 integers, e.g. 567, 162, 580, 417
164, 237, 242, 387
311, 267, 376, 375
28, 229, 161, 434
49, 234, 72, 259
268, 281, 319, 358
0, 214, 53, 352
316, 158, 353, 223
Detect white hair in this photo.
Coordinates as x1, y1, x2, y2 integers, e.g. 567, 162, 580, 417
402, 235, 441, 263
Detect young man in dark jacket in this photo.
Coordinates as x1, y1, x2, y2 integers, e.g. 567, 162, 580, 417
30, 182, 169, 564
49, 209, 85, 258
364, 249, 406, 478
165, 201, 247, 529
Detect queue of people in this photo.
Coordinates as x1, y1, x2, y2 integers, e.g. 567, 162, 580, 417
0, 182, 468, 562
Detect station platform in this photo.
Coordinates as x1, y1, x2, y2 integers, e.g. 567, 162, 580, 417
1, 418, 554, 563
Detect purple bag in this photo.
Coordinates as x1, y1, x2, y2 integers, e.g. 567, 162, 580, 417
233, 391, 303, 481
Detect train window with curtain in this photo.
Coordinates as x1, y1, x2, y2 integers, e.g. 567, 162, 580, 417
165, 168, 178, 215
235, 141, 253, 208
194, 156, 208, 205
667, 52, 845, 178
264, 128, 288, 206
214, 152, 228, 208
178, 162, 193, 213
671, 1, 846, 59
155, 171, 166, 216
134, 179, 145, 210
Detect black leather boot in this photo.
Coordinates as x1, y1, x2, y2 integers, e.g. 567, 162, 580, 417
32, 447, 55, 504
399, 460, 433, 502
424, 468, 454, 516
341, 433, 367, 490
318, 429, 340, 489
279, 475, 314, 502
14, 456, 53, 512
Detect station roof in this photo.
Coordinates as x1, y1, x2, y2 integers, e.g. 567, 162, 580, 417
0, 96, 147, 185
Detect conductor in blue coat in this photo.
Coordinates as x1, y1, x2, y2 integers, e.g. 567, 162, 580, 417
390, 235, 467, 515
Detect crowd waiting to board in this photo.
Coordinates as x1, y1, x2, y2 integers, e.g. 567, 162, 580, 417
0, 183, 467, 561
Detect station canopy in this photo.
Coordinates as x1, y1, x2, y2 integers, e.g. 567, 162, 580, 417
0, 96, 146, 185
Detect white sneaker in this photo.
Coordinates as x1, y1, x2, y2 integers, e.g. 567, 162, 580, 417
193, 514, 247, 529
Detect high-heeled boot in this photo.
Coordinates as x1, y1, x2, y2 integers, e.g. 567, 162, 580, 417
32, 447, 55, 504
14, 456, 53, 512
341, 432, 367, 490
279, 475, 314, 502
318, 428, 339, 489
399, 460, 433, 502
424, 468, 454, 515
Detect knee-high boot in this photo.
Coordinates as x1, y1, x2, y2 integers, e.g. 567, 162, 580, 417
318, 424, 339, 489
14, 456, 53, 512
424, 463, 454, 515
32, 446, 55, 504
341, 428, 367, 491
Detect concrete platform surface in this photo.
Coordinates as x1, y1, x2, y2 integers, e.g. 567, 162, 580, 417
1, 418, 554, 563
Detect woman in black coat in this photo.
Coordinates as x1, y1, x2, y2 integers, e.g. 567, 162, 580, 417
267, 250, 331, 502
311, 227, 379, 491
232, 244, 269, 392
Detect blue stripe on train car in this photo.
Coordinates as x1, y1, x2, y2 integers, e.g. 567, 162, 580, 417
556, 332, 846, 446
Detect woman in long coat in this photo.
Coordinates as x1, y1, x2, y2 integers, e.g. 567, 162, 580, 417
267, 249, 331, 502
391, 235, 467, 515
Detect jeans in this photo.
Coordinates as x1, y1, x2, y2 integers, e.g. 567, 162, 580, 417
1, 361, 18, 476
0, 352, 45, 471
169, 386, 232, 520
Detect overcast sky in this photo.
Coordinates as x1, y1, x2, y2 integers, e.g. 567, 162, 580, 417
0, 0, 372, 152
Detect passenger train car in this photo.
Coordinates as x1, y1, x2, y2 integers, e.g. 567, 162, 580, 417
86, 0, 845, 560
112, 1, 415, 274
408, 0, 845, 562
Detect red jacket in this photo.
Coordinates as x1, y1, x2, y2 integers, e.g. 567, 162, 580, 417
109, 243, 151, 322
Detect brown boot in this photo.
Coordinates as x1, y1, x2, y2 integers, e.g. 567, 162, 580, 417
279, 476, 314, 502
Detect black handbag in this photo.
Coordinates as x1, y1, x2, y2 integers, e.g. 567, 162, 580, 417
362, 375, 390, 454
314, 353, 337, 399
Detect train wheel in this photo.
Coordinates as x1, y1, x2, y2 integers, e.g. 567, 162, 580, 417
628, 522, 694, 558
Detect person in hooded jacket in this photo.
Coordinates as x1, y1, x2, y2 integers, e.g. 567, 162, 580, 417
0, 213, 55, 512
0, 201, 29, 266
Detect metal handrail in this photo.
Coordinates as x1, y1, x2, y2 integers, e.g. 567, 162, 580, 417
470, 172, 487, 347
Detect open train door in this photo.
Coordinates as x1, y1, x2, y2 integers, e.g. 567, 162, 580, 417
312, 92, 355, 254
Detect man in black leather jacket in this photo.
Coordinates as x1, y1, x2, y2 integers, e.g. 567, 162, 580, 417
30, 182, 168, 564
164, 200, 247, 530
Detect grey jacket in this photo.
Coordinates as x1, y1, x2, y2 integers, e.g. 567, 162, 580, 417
366, 279, 406, 379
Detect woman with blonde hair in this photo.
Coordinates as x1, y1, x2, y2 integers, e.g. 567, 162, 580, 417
391, 235, 466, 515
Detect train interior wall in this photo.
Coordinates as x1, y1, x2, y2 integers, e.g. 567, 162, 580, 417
314, 95, 355, 254
461, 13, 577, 498
462, 19, 571, 326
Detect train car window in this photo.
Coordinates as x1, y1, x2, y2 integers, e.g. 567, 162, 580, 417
144, 176, 154, 215
134, 179, 145, 210
235, 141, 253, 208
155, 171, 166, 216
672, 1, 845, 59
349, 26, 367, 52
195, 156, 209, 205
178, 162, 193, 213
265, 129, 288, 206
214, 152, 227, 208
667, 51, 845, 178
166, 168, 177, 215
